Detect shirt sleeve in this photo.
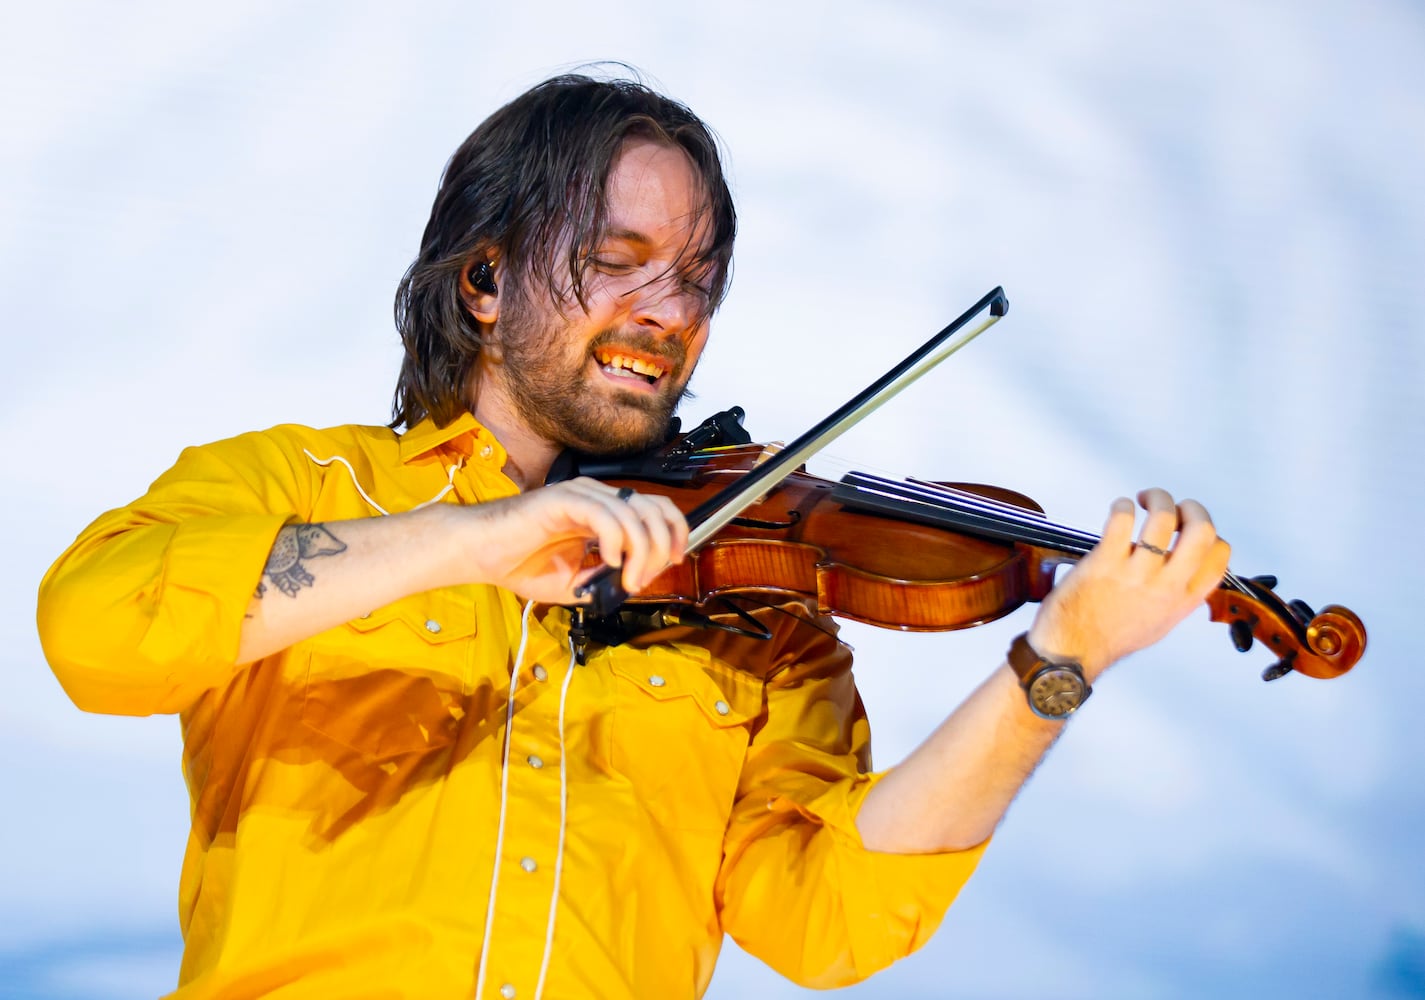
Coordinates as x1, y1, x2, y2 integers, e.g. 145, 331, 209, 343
715, 610, 988, 988
37, 430, 310, 716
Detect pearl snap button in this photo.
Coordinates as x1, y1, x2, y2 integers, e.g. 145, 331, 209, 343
527, 755, 543, 770
481, 445, 494, 459
532, 665, 548, 682
424, 619, 441, 634
714, 700, 730, 715
648, 675, 665, 687
500, 984, 516, 999
520, 857, 537, 873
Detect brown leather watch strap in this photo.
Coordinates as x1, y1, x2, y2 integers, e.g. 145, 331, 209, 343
1007, 632, 1048, 687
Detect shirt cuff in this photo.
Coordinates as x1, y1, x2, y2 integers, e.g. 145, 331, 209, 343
776, 768, 991, 978
138, 513, 293, 696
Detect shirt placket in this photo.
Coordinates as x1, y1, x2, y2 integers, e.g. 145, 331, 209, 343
480, 641, 572, 1000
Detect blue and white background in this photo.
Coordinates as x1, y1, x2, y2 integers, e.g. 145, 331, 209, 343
3, 2, 1422, 997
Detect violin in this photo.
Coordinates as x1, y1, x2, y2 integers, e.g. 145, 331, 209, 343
556, 288, 1366, 681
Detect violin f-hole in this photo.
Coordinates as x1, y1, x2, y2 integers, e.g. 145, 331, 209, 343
729, 510, 800, 531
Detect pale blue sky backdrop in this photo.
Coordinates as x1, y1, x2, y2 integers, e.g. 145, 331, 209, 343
3, 2, 1422, 997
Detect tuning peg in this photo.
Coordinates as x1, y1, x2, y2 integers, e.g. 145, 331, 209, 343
1249, 574, 1279, 591
1261, 660, 1294, 682
1261, 649, 1299, 682
1229, 620, 1254, 652
1287, 599, 1315, 625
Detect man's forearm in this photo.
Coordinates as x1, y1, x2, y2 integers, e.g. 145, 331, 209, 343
237, 477, 690, 663
237, 505, 467, 663
855, 489, 1233, 854
854, 663, 1066, 853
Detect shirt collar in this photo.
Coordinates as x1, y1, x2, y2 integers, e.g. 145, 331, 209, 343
398, 411, 506, 466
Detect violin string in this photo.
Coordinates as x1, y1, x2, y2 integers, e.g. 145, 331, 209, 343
895, 478, 1251, 592
805, 454, 1040, 533
856, 476, 1251, 588
904, 477, 1102, 549
844, 481, 1091, 554
844, 472, 1099, 554
696, 446, 1138, 555
791, 452, 1099, 549
683, 444, 1077, 545
683, 445, 1251, 593
871, 474, 1252, 593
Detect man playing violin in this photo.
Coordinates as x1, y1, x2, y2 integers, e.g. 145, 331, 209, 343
38, 74, 1231, 999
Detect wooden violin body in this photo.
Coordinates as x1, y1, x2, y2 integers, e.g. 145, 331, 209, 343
571, 434, 1366, 682
605, 458, 1060, 631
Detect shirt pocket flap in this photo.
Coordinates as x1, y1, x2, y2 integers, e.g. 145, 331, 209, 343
606, 643, 760, 729
301, 590, 476, 758
347, 589, 476, 644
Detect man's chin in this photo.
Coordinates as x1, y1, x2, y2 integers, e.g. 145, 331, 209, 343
561, 398, 678, 456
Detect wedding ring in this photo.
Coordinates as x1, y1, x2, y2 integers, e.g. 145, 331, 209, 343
616, 487, 635, 501
1135, 541, 1169, 556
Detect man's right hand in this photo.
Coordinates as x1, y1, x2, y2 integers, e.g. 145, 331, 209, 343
453, 477, 689, 604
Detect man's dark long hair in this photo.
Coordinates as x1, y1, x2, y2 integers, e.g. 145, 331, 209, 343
390, 74, 737, 430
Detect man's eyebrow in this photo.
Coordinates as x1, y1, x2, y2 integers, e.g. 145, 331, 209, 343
598, 225, 717, 269
602, 227, 652, 247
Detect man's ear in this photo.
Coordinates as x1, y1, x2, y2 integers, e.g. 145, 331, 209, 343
459, 258, 500, 324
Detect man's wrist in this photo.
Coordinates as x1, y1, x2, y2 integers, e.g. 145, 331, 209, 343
1008, 632, 1092, 721
1025, 626, 1110, 685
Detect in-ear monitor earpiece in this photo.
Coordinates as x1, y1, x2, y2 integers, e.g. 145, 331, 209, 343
469, 261, 497, 295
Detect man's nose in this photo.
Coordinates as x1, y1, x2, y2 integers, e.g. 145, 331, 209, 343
629, 274, 694, 334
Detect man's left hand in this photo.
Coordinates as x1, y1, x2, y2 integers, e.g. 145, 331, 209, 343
1027, 487, 1233, 681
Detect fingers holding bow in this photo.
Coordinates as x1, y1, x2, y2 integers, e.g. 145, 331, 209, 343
599, 482, 690, 594
554, 478, 688, 596
458, 477, 689, 605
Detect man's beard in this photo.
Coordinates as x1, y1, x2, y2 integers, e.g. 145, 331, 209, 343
490, 292, 693, 456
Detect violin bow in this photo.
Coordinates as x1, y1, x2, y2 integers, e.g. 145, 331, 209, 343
572, 286, 1010, 621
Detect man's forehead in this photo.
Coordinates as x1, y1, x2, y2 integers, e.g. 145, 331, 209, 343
601, 140, 714, 257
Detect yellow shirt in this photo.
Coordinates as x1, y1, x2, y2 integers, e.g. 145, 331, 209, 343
37, 413, 986, 999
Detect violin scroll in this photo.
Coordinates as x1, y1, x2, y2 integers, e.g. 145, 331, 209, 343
1205, 575, 1365, 681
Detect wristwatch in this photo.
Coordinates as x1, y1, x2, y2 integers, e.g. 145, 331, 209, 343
1007, 632, 1091, 720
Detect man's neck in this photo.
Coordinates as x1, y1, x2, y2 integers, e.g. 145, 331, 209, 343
468, 394, 558, 492
479, 415, 558, 492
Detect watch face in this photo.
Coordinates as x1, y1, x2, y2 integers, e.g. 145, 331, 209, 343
1028, 666, 1087, 718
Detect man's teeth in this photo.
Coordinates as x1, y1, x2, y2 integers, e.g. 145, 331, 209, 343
596, 351, 665, 381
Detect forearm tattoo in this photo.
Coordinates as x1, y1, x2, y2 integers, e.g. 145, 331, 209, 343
256, 523, 348, 598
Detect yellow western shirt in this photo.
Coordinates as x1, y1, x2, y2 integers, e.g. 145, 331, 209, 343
38, 413, 986, 999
